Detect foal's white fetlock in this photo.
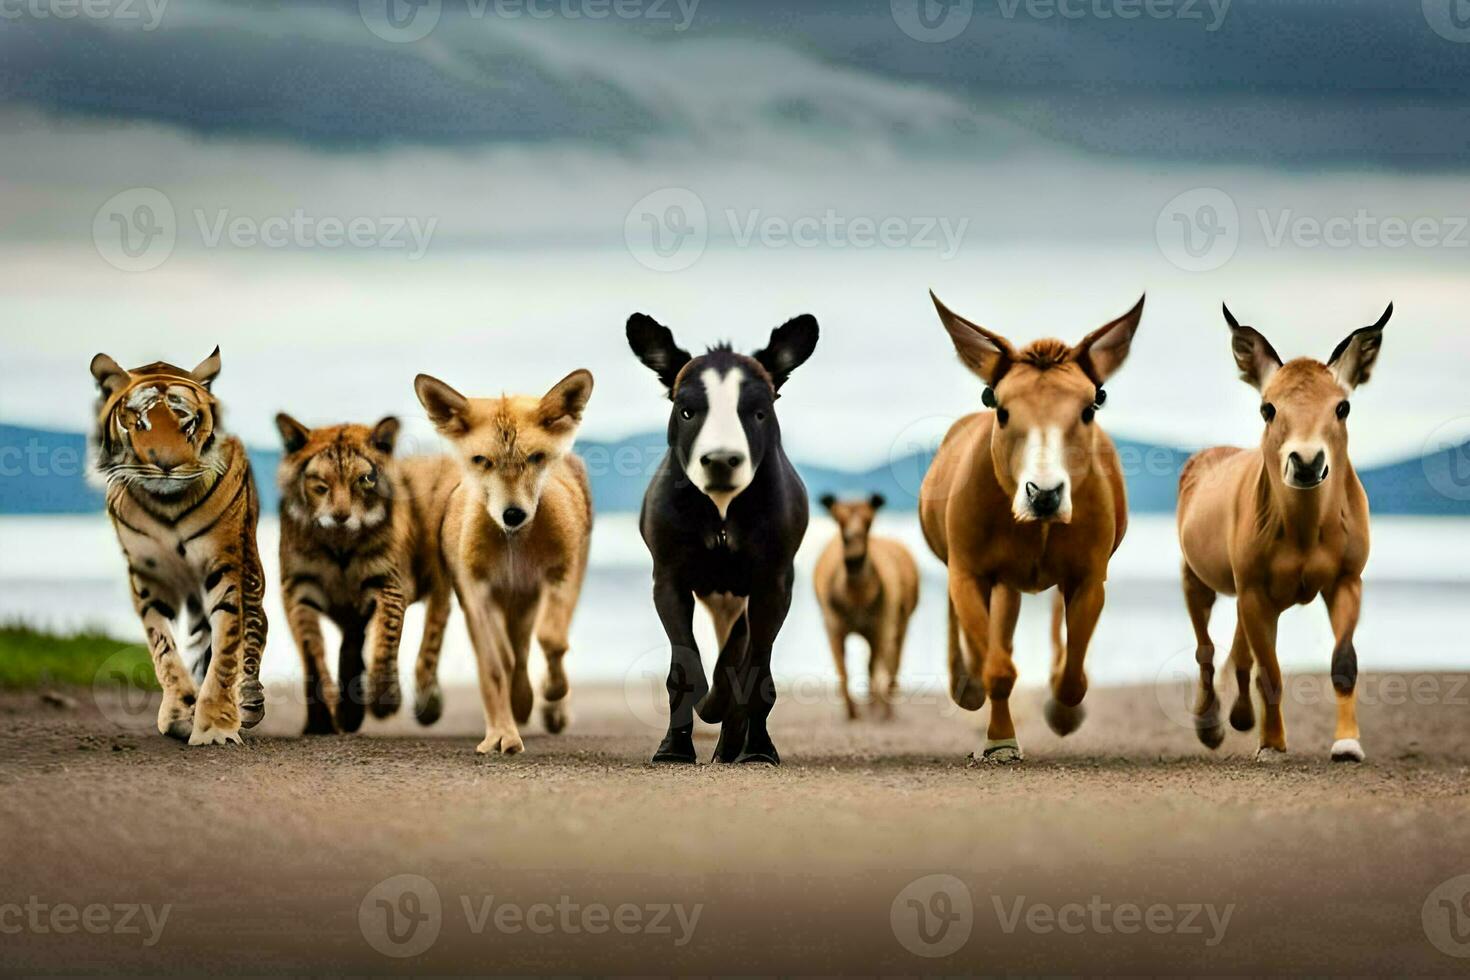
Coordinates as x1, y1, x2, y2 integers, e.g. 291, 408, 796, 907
1330, 738, 1365, 763
1254, 746, 1288, 764
976, 737, 1023, 765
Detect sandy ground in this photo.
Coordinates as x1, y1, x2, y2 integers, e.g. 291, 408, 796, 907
3, 673, 1470, 976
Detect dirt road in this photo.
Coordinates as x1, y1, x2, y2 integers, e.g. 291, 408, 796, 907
3, 673, 1469, 975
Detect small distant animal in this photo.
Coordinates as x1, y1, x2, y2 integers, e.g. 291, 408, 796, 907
1178, 303, 1389, 763
813, 493, 919, 720
920, 292, 1143, 763
274, 414, 459, 735
89, 347, 267, 745
414, 369, 594, 756
626, 312, 819, 766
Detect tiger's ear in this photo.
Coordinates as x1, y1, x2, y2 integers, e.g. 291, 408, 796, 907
191, 346, 222, 390
370, 416, 400, 455
414, 374, 470, 436
90, 354, 131, 398
275, 413, 311, 454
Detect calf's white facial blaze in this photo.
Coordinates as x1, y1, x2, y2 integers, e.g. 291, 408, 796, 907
685, 367, 754, 519
1011, 425, 1072, 522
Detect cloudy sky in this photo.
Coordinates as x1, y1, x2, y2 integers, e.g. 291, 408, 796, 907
2, 0, 1467, 467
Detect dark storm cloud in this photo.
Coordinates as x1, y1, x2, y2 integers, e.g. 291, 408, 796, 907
2, 0, 1468, 167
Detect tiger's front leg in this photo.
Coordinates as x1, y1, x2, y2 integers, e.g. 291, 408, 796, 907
366, 582, 407, 719
130, 571, 197, 741
192, 558, 247, 746
236, 534, 268, 729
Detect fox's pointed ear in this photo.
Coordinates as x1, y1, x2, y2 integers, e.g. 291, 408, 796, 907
275, 413, 311, 454
1225, 307, 1283, 392
539, 369, 594, 433
191, 346, 222, 390
1328, 303, 1390, 392
90, 353, 130, 398
753, 314, 819, 392
414, 374, 470, 435
370, 416, 400, 455
1073, 294, 1143, 385
627, 314, 691, 394
930, 291, 1014, 386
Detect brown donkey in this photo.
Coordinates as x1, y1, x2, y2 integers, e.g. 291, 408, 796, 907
920, 292, 1142, 762
813, 493, 920, 720
1178, 304, 1389, 763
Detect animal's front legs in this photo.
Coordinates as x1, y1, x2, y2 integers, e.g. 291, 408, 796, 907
285, 596, 337, 735
1043, 578, 1104, 740
192, 563, 246, 746
366, 583, 407, 719
735, 575, 793, 765
824, 617, 856, 720
980, 583, 1022, 762
650, 577, 705, 764
1238, 588, 1286, 761
1325, 576, 1364, 763
130, 574, 196, 740
459, 585, 523, 755
1181, 565, 1222, 748
947, 569, 991, 711
413, 583, 452, 725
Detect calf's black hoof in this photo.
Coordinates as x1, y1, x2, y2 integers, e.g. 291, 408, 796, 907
736, 750, 780, 766
651, 727, 697, 764
1229, 698, 1255, 732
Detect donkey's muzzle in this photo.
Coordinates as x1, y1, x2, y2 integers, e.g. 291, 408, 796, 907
1286, 450, 1329, 488
1025, 481, 1065, 519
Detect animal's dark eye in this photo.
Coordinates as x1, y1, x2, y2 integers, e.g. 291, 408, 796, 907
1336, 400, 1350, 420
359, 473, 376, 489
996, 408, 1010, 427
471, 455, 492, 470
311, 483, 328, 496
1261, 403, 1276, 423
679, 407, 694, 421
528, 452, 547, 465
1081, 406, 1095, 425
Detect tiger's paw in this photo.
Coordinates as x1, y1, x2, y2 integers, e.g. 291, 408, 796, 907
368, 672, 402, 719
156, 697, 194, 741
188, 722, 243, 746
414, 683, 443, 726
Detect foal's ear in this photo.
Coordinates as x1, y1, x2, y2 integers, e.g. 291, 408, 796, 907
275, 413, 312, 454
191, 346, 222, 390
753, 314, 819, 392
90, 353, 131, 398
538, 369, 594, 433
626, 313, 691, 394
1224, 305, 1283, 391
869, 492, 886, 511
1073, 295, 1144, 384
1328, 303, 1391, 392
414, 374, 471, 435
930, 291, 1013, 386
818, 492, 837, 512
369, 416, 400, 456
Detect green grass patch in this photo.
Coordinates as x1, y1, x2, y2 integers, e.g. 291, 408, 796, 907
0, 623, 158, 690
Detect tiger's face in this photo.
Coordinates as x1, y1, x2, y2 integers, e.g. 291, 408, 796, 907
276, 415, 400, 533
91, 348, 226, 495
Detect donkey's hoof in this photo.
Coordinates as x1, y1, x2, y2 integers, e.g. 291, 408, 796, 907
1043, 698, 1086, 737
541, 698, 569, 735
1330, 738, 1365, 763
951, 681, 986, 712
238, 679, 265, 729
976, 739, 1023, 764
414, 685, 443, 727
1229, 699, 1255, 732
694, 689, 727, 724
652, 727, 696, 764
1196, 720, 1225, 750
1254, 746, 1288, 764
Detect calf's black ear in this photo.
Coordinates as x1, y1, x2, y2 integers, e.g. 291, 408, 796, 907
627, 314, 691, 395
753, 314, 819, 392
818, 493, 837, 512
869, 493, 886, 511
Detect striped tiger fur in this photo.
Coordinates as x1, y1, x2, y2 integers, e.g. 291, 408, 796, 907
90, 347, 267, 745
275, 414, 460, 734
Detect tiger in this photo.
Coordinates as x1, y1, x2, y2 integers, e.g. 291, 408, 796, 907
90, 347, 267, 746
274, 414, 460, 734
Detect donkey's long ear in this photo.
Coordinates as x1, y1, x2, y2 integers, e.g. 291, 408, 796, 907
414, 374, 470, 435
191, 346, 222, 390
627, 314, 691, 394
538, 369, 594, 433
275, 413, 312, 454
1073, 295, 1144, 384
90, 353, 131, 398
1328, 303, 1390, 392
930, 291, 1013, 386
1225, 305, 1282, 392
753, 314, 819, 392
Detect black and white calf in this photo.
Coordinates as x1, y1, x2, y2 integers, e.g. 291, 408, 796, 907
626, 312, 819, 765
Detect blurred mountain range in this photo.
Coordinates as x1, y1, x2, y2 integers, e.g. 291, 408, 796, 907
4, 424, 1466, 517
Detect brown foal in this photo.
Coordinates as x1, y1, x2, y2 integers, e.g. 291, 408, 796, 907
920, 292, 1142, 762
1178, 304, 1389, 763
